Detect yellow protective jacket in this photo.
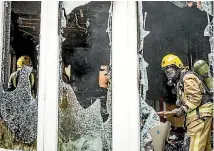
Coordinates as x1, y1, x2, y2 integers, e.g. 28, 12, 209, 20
176, 70, 213, 127
8, 68, 36, 98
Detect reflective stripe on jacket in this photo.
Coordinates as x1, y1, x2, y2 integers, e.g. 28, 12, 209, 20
177, 71, 213, 126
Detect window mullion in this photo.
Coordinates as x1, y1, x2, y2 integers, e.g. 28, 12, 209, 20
0, 2, 4, 80
112, 1, 140, 151
127, 2, 140, 150
37, 1, 59, 151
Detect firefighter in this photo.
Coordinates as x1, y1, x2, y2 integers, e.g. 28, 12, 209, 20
1, 56, 36, 149
161, 54, 213, 151
8, 55, 36, 98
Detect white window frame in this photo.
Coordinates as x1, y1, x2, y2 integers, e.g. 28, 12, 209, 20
112, 1, 140, 151
37, 1, 59, 151
0, 1, 140, 151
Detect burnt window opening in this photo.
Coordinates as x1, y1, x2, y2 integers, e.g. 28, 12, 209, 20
61, 2, 111, 109
2, 1, 41, 93
138, 2, 213, 150
11, 12, 40, 71
58, 2, 112, 150
0, 1, 41, 150
141, 1, 211, 104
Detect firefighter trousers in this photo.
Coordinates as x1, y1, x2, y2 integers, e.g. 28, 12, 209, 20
184, 116, 212, 151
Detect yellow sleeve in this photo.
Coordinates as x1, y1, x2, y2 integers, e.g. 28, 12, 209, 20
8, 72, 16, 90
182, 75, 202, 113
30, 72, 35, 88
8, 74, 13, 86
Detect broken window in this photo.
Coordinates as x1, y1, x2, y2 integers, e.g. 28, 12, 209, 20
58, 2, 112, 151
138, 1, 213, 151
0, 1, 40, 150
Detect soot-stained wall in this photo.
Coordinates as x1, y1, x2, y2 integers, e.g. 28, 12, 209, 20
11, 2, 41, 69
62, 2, 110, 107
142, 1, 210, 102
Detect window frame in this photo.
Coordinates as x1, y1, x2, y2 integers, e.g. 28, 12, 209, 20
0, 1, 140, 151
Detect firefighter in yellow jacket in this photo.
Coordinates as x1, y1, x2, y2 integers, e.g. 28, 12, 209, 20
0, 56, 37, 150
161, 54, 213, 151
8, 55, 36, 98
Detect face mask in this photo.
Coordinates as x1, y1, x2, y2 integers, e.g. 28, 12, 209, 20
164, 67, 177, 80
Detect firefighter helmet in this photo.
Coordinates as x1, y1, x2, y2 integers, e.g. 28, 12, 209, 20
161, 54, 183, 69
17, 56, 32, 68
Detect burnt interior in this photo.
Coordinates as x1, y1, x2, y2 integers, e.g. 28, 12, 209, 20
8, 2, 111, 108
142, 1, 210, 104
0, 1, 41, 91
62, 2, 111, 108
10, 2, 41, 71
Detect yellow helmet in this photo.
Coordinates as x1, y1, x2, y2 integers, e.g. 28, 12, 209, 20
17, 56, 32, 68
161, 54, 183, 69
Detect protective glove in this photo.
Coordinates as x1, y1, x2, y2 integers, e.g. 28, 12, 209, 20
172, 107, 185, 117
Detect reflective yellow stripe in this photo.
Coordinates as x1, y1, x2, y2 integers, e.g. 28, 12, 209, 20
12, 73, 17, 88
187, 110, 196, 117
30, 73, 35, 88
12, 70, 35, 88
185, 100, 197, 110
187, 107, 213, 117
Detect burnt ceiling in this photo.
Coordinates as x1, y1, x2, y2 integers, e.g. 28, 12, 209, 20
11, 1, 111, 107
12, 1, 41, 15
12, 1, 41, 39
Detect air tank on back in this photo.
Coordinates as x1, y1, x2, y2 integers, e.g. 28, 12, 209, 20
194, 60, 213, 92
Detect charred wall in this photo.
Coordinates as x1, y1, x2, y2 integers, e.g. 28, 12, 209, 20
11, 1, 40, 70
62, 2, 111, 107
142, 1, 210, 103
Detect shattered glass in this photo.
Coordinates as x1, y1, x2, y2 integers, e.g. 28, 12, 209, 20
1, 2, 11, 90
58, 82, 112, 151
171, 1, 214, 85
140, 100, 160, 137
58, 2, 112, 151
141, 132, 154, 151
170, 1, 187, 8
139, 1, 214, 151
0, 66, 37, 144
200, 1, 213, 16
138, 2, 161, 151
0, 2, 40, 150
171, 1, 213, 16
0, 67, 37, 150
